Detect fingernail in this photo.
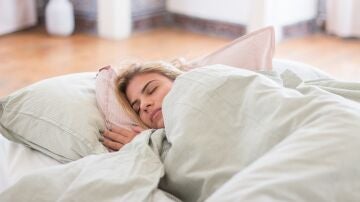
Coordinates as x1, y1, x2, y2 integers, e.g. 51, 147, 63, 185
99, 136, 104, 142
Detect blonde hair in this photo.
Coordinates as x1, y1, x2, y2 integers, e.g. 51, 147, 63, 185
115, 59, 185, 128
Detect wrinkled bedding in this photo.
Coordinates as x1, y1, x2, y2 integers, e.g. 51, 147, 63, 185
1, 65, 360, 202
0, 129, 180, 202
161, 65, 360, 201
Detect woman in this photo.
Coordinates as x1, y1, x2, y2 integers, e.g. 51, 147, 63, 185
100, 60, 185, 151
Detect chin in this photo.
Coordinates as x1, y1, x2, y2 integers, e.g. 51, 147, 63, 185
156, 119, 165, 129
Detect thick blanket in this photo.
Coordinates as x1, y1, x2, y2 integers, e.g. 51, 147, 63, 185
0, 129, 180, 202
160, 65, 360, 201
1, 65, 360, 202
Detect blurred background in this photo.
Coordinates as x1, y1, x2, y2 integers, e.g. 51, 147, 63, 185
0, 0, 359, 96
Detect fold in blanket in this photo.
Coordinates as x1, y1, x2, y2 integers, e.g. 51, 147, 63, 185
160, 65, 360, 201
0, 129, 180, 202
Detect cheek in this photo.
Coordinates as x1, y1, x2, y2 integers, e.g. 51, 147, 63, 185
140, 113, 152, 127
140, 113, 149, 122
157, 116, 165, 128
160, 86, 172, 102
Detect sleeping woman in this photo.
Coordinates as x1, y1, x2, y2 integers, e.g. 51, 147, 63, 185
103, 60, 360, 202
100, 60, 184, 151
100, 58, 360, 156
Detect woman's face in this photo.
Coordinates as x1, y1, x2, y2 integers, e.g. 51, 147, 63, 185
126, 72, 173, 129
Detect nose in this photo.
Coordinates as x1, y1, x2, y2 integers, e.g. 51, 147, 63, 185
140, 98, 153, 112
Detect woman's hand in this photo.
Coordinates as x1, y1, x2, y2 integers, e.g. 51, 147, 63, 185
99, 125, 145, 152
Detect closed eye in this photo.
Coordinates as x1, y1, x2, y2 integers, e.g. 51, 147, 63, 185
132, 102, 140, 114
147, 86, 157, 94
130, 80, 158, 114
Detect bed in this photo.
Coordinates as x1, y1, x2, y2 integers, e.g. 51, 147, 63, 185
0, 59, 332, 181
2, 58, 359, 200
1, 27, 360, 201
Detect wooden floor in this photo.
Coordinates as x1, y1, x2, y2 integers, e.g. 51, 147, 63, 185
0, 27, 359, 97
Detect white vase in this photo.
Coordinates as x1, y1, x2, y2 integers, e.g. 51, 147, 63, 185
45, 0, 75, 36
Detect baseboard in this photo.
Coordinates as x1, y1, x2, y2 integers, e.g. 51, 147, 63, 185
282, 19, 319, 39
168, 13, 246, 38
37, 14, 97, 35
74, 14, 97, 35
71, 12, 247, 38
132, 11, 169, 31
39, 11, 320, 39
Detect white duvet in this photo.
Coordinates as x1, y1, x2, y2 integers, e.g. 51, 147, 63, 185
1, 65, 359, 202
0, 135, 59, 192
161, 65, 360, 201
0, 129, 180, 202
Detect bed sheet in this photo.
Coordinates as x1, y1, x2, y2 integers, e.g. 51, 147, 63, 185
0, 134, 60, 192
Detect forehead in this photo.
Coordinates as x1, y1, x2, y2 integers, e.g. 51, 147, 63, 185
126, 72, 167, 99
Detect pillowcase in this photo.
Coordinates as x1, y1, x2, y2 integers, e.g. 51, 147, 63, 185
189, 26, 275, 71
0, 73, 108, 163
95, 66, 137, 131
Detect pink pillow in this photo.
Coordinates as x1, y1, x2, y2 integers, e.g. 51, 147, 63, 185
190, 26, 275, 71
95, 66, 137, 130
95, 27, 275, 130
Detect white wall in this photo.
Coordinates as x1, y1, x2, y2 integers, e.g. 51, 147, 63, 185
167, 0, 318, 40
0, 0, 37, 35
249, 0, 318, 39
167, 0, 251, 25
326, 0, 360, 37
273, 0, 317, 26
97, 0, 132, 40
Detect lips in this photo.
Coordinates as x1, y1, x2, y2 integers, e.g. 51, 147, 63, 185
150, 108, 161, 123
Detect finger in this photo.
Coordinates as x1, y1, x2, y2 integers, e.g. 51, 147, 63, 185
102, 138, 123, 151
103, 130, 129, 144
131, 125, 145, 134
99, 135, 122, 152
107, 148, 116, 152
110, 125, 132, 137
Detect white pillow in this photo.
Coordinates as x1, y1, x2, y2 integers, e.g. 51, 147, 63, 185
0, 72, 108, 163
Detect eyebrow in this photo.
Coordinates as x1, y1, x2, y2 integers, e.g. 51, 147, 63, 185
130, 80, 156, 108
